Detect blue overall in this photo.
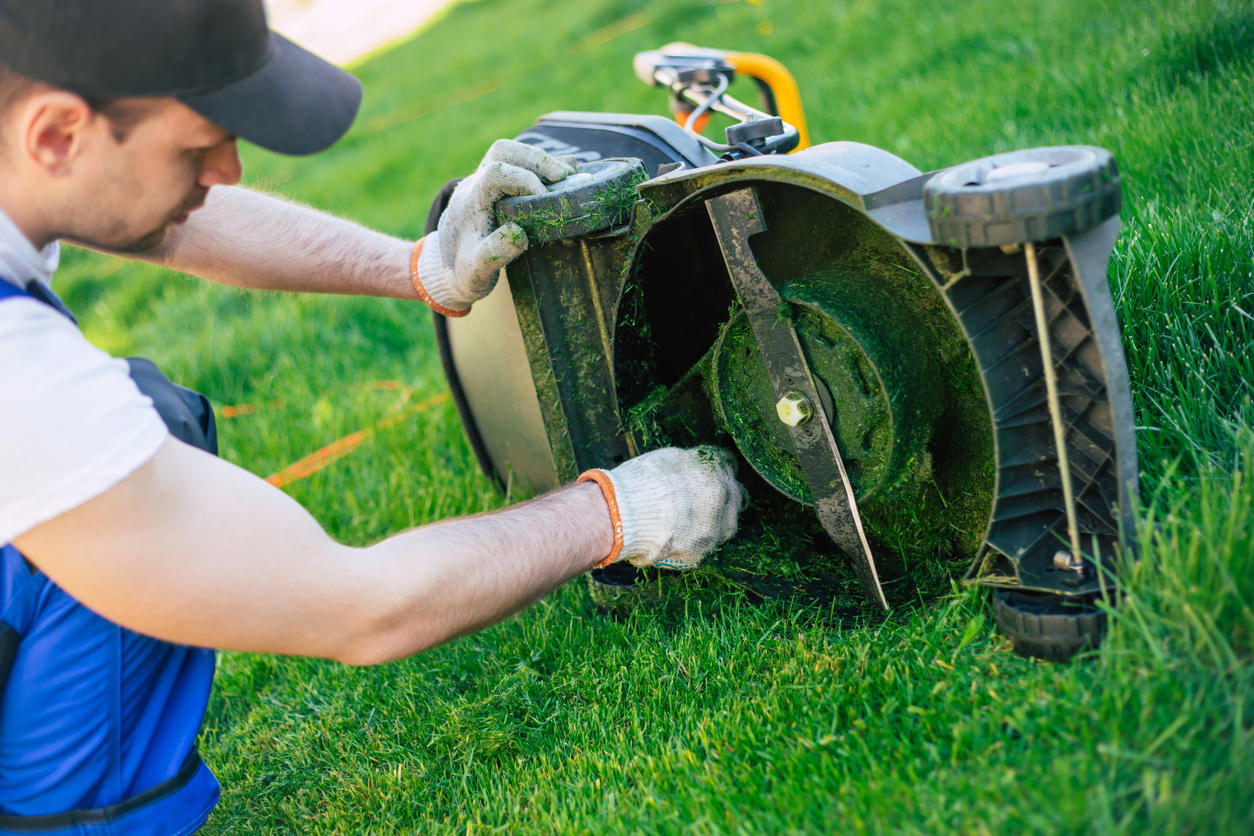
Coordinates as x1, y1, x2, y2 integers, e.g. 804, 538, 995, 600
0, 279, 220, 834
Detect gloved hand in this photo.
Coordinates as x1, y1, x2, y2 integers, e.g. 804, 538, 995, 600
411, 139, 576, 317
578, 446, 748, 570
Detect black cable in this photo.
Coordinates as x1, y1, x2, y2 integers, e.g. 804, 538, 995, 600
684, 73, 731, 132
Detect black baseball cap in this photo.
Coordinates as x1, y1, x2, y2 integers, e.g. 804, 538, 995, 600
0, 0, 362, 155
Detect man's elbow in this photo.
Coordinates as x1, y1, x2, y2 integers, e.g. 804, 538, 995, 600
322, 553, 452, 666
333, 641, 396, 668
333, 635, 441, 667
329, 606, 442, 667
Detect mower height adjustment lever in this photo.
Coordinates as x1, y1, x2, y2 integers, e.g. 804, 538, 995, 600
705, 188, 889, 611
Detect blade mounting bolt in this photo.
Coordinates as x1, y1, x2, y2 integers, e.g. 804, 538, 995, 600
1053, 548, 1084, 574
776, 391, 813, 427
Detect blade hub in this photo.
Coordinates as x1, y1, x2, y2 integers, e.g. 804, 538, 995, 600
713, 271, 942, 504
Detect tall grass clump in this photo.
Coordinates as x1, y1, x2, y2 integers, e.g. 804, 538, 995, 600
1071, 433, 1254, 833
1113, 435, 1254, 668
1112, 200, 1254, 480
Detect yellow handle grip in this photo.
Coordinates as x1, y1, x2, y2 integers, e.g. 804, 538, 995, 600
726, 51, 811, 152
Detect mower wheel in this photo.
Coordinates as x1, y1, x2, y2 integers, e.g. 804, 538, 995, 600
588, 563, 661, 616
993, 587, 1108, 663
924, 146, 1120, 249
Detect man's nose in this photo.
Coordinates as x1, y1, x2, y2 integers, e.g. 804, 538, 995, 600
199, 140, 243, 188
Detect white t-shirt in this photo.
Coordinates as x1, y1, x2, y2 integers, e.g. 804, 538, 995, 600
0, 207, 168, 545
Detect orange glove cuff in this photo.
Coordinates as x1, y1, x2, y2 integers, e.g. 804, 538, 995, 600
577, 469, 624, 569
410, 238, 469, 319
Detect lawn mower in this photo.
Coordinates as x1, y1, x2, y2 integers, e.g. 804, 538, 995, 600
427, 44, 1138, 662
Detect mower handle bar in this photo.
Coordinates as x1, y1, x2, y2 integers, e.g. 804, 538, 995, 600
674, 81, 800, 157
634, 44, 810, 157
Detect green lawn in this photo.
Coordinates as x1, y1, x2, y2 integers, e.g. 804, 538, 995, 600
53, 0, 1254, 831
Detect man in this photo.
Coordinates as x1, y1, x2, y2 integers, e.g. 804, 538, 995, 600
0, 0, 746, 831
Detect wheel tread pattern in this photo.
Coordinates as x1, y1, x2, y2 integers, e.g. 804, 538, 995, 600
924, 146, 1121, 249
993, 588, 1108, 662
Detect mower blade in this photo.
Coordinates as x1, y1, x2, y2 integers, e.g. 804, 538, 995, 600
705, 188, 889, 611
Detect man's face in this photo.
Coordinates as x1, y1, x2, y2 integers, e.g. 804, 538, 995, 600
62, 98, 241, 252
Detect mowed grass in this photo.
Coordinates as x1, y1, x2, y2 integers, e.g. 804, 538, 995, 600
50, 0, 1254, 832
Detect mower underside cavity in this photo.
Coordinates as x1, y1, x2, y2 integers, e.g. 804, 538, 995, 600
431, 112, 1138, 662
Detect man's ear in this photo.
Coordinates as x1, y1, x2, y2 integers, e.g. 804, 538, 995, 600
20, 91, 98, 177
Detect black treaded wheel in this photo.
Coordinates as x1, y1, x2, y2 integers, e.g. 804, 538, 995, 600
924, 146, 1121, 249
993, 587, 1109, 662
588, 563, 661, 616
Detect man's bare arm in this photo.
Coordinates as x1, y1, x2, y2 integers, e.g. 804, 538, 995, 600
106, 140, 578, 305
135, 186, 421, 300
13, 437, 613, 665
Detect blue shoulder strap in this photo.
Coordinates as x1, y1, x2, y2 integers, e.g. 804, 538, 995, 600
0, 277, 221, 830
0, 278, 76, 651
0, 279, 77, 324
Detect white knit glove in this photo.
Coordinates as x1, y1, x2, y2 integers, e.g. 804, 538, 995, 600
411, 139, 576, 317
579, 446, 748, 570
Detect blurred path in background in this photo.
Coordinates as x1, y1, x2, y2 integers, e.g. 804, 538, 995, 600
269, 0, 454, 66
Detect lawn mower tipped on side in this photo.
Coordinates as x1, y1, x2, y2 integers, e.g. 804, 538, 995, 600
428, 46, 1138, 662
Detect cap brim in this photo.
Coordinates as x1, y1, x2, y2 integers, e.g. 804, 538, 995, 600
180, 35, 362, 156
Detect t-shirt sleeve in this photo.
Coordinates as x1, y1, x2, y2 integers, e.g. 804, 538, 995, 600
0, 298, 169, 544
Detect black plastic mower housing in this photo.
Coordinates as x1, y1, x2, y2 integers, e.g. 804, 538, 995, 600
432, 111, 1139, 604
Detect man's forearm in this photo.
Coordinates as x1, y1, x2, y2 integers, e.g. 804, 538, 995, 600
16, 439, 613, 664
140, 185, 421, 300
350, 481, 614, 663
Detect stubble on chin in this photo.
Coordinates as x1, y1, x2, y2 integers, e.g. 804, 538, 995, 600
110, 224, 171, 254
62, 222, 169, 256
64, 186, 206, 255
116, 189, 205, 253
